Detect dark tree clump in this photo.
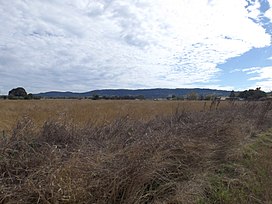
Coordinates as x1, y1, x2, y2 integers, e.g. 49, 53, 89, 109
8, 87, 27, 98
238, 87, 266, 100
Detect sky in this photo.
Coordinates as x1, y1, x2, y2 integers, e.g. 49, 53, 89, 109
0, 0, 272, 94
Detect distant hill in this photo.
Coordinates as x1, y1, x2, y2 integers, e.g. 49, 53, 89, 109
35, 88, 231, 99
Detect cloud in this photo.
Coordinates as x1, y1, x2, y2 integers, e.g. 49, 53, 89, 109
245, 66, 272, 80
242, 66, 272, 91
255, 80, 272, 92
242, 67, 262, 74
229, 69, 241, 73
0, 0, 271, 93
266, 8, 272, 20
265, 0, 272, 20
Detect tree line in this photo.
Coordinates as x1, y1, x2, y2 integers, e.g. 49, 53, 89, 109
1, 87, 270, 101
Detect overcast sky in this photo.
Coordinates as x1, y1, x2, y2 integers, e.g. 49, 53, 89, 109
0, 0, 272, 94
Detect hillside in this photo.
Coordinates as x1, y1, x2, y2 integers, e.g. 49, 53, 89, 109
35, 88, 231, 99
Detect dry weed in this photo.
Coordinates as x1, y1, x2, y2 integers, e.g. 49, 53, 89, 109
0, 101, 271, 203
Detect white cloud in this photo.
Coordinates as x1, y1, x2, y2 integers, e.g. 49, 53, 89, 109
266, 9, 272, 20
230, 69, 241, 73
242, 67, 262, 74
247, 0, 261, 20
265, 0, 272, 21
246, 67, 272, 80
0, 0, 271, 93
255, 80, 272, 92
242, 66, 272, 91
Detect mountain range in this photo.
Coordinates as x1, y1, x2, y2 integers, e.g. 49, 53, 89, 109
35, 88, 231, 99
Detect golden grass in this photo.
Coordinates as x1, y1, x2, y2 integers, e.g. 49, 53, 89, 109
0, 99, 230, 132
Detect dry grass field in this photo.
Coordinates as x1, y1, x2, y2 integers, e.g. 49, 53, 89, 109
0, 99, 230, 133
0, 100, 272, 203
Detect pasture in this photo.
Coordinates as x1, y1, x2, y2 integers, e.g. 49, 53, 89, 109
0, 99, 227, 133
0, 100, 272, 203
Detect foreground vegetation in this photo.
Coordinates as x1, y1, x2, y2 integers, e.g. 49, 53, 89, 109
201, 128, 272, 204
0, 101, 272, 203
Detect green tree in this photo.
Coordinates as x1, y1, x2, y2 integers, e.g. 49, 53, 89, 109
238, 88, 266, 100
24, 93, 34, 100
205, 94, 216, 101
187, 92, 198, 100
92, 94, 100, 100
8, 87, 27, 98
229, 90, 235, 98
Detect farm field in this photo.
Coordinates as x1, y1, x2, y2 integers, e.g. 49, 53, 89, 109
0, 100, 272, 203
